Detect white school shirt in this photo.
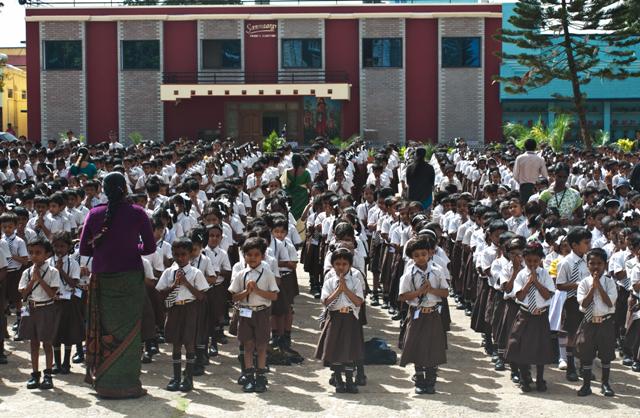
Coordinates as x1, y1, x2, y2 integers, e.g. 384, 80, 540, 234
246, 174, 265, 201
3, 233, 28, 271
229, 262, 279, 307
506, 216, 527, 233
279, 238, 298, 273
576, 274, 617, 317
556, 251, 589, 296
323, 242, 367, 277
156, 264, 208, 303
142, 257, 155, 281
399, 262, 448, 308
49, 254, 81, 294
512, 267, 556, 309
630, 265, 640, 321
19, 264, 62, 303
321, 268, 364, 319
191, 252, 216, 278
480, 243, 499, 276
76, 254, 93, 286
143, 239, 172, 273
205, 246, 232, 284
490, 256, 509, 290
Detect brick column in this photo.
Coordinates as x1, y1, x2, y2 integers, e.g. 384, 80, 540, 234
40, 21, 86, 143
118, 20, 163, 144
359, 18, 406, 145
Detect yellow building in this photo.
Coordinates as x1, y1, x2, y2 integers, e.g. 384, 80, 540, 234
1, 49, 28, 138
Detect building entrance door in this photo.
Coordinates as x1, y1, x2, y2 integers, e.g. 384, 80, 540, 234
238, 110, 262, 142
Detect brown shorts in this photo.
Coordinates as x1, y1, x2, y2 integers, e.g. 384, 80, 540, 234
237, 307, 271, 348
164, 301, 198, 346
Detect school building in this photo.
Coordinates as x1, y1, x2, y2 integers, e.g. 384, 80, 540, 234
25, 2, 503, 146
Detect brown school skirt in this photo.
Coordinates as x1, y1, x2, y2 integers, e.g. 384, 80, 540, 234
491, 293, 506, 342
207, 284, 228, 334
497, 299, 519, 349
400, 307, 447, 367
451, 243, 465, 294
146, 285, 165, 330
5, 270, 22, 306
562, 296, 584, 336
164, 301, 199, 346
440, 297, 451, 332
237, 307, 271, 348
195, 299, 209, 346
359, 302, 368, 326
141, 290, 157, 341
575, 316, 616, 363
505, 309, 555, 365
380, 244, 395, 292
614, 286, 629, 331
470, 277, 491, 333
55, 297, 86, 345
271, 278, 291, 316
281, 270, 299, 305
18, 302, 60, 343
315, 310, 364, 364
303, 235, 321, 276
369, 240, 383, 275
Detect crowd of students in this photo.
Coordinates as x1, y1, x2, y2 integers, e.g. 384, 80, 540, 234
0, 135, 638, 398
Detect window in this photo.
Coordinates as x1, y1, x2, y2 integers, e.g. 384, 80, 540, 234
21, 90, 27, 100
122, 40, 160, 70
281, 39, 322, 69
7, 89, 13, 99
442, 37, 481, 68
202, 40, 241, 69
362, 38, 402, 68
44, 40, 82, 70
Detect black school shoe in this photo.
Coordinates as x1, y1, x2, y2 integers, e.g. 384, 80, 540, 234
72, 353, 84, 364
142, 351, 153, 364
59, 363, 71, 375
601, 382, 615, 397
242, 369, 256, 393
27, 371, 41, 389
40, 370, 54, 390
622, 355, 633, 367
631, 361, 640, 372
254, 369, 268, 393
536, 380, 547, 392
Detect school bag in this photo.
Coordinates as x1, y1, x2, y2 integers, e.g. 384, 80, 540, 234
364, 337, 398, 365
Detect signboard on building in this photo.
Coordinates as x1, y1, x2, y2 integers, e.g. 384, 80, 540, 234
245, 23, 278, 38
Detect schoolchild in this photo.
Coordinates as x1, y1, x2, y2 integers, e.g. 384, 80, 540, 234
555, 227, 592, 381
505, 242, 556, 393
575, 248, 617, 397
17, 238, 61, 389
315, 247, 365, 394
398, 236, 449, 394
229, 237, 279, 393
204, 223, 232, 356
156, 238, 208, 392
49, 231, 82, 375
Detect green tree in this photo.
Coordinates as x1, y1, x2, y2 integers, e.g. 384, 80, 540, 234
162, 0, 241, 4
123, 0, 159, 5
495, 0, 640, 149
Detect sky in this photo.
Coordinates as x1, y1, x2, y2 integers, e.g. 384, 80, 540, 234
1, 1, 27, 47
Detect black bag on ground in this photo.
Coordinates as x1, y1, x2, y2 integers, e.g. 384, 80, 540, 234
364, 337, 398, 365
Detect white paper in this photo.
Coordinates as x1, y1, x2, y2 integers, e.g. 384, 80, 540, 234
21, 305, 30, 317
60, 290, 72, 300
74, 288, 83, 298
413, 308, 420, 319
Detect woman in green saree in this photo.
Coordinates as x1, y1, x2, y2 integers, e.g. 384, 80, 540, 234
79, 172, 156, 398
285, 153, 312, 220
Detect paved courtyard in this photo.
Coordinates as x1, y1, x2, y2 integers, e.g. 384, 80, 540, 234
1, 265, 639, 417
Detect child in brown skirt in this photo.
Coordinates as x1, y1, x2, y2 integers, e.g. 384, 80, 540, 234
49, 231, 82, 375
556, 227, 592, 382
18, 238, 61, 389
399, 235, 449, 395
229, 237, 279, 393
204, 223, 231, 357
315, 247, 364, 394
576, 248, 617, 397
505, 242, 556, 393
189, 227, 217, 376
156, 237, 208, 392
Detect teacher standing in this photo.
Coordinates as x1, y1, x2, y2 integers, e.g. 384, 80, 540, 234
405, 147, 435, 210
512, 139, 548, 203
285, 153, 312, 220
80, 172, 156, 398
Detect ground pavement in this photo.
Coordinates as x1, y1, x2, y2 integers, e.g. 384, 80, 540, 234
1, 264, 639, 417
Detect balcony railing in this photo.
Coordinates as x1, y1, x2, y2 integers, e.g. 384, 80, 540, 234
162, 70, 349, 84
